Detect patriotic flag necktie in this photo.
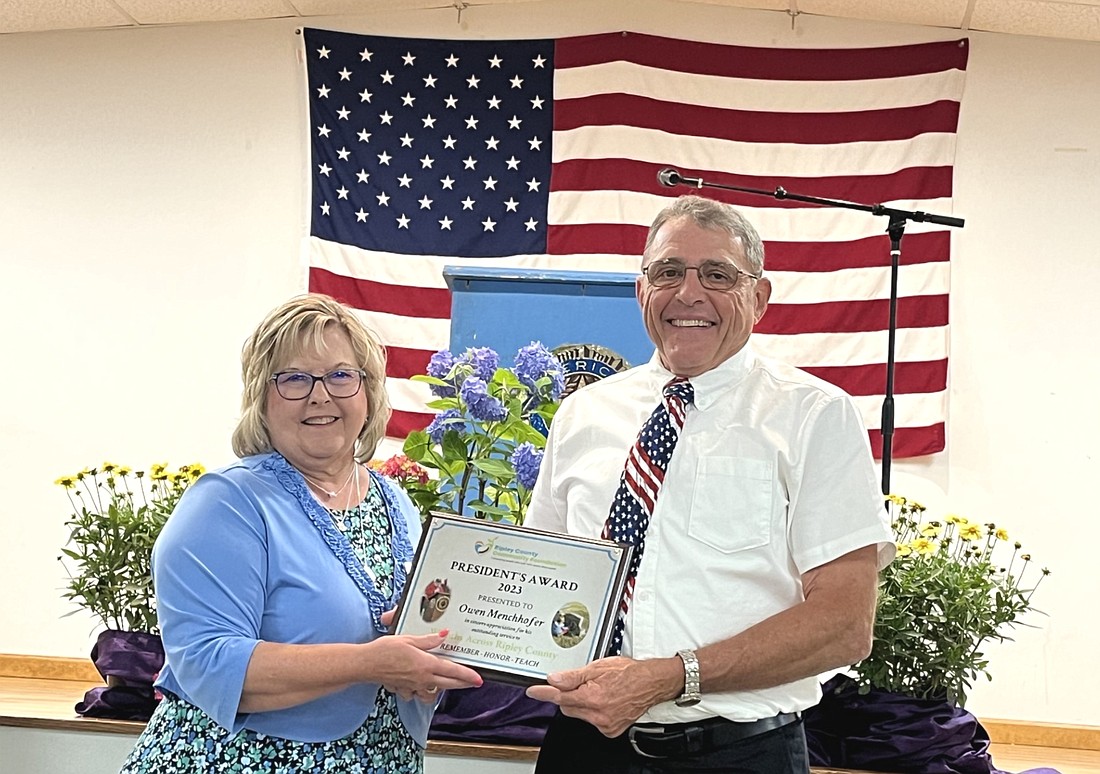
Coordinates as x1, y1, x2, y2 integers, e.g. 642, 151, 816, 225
603, 377, 695, 655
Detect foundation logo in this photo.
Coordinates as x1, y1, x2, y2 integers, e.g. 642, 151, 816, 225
474, 537, 496, 554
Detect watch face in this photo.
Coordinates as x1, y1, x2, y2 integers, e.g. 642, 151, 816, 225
674, 694, 702, 707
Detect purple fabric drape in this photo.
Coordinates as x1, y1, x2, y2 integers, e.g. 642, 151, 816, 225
75, 629, 164, 721
804, 675, 1060, 774
428, 681, 554, 745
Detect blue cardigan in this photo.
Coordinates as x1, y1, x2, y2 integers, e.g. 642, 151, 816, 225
152, 452, 431, 743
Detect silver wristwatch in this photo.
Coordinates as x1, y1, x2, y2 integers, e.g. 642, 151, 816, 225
674, 649, 702, 707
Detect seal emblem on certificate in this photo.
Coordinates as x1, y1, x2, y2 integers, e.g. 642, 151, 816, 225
393, 513, 633, 685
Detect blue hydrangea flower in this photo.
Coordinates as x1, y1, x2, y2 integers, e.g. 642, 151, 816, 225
510, 442, 544, 490
461, 377, 508, 422
426, 408, 464, 444
426, 350, 457, 397
461, 347, 500, 383
514, 341, 566, 401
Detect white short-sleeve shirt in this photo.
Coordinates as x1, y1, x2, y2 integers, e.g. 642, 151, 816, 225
525, 346, 894, 724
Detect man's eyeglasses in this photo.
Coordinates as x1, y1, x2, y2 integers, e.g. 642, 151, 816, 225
270, 369, 366, 400
642, 259, 761, 291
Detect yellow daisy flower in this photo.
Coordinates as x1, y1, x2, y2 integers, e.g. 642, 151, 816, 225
911, 538, 938, 556
959, 523, 983, 541
54, 475, 77, 488
995, 528, 1009, 541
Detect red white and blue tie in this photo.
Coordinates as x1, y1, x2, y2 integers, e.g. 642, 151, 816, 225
603, 377, 695, 656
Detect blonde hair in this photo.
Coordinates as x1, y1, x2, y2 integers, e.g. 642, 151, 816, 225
231, 293, 391, 462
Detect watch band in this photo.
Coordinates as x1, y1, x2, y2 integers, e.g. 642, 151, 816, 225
675, 649, 702, 707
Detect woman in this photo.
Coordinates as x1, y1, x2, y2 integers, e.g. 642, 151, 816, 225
122, 294, 482, 773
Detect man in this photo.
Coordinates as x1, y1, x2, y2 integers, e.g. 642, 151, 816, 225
524, 195, 894, 772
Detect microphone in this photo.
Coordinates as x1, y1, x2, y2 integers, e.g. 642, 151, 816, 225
657, 167, 703, 188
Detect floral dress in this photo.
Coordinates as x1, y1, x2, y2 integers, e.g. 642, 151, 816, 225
120, 480, 422, 773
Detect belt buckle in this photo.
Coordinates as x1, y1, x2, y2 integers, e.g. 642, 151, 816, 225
627, 726, 667, 759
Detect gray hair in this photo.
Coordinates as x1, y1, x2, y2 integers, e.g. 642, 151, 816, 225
231, 293, 391, 463
642, 194, 765, 274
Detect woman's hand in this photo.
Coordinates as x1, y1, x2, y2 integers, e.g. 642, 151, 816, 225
367, 629, 483, 702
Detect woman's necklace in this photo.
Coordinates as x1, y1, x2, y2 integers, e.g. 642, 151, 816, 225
300, 462, 356, 500
329, 464, 365, 534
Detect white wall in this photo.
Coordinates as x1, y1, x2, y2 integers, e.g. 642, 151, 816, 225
1, 0, 1097, 727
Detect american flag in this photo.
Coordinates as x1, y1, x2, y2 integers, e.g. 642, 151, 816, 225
302, 28, 968, 458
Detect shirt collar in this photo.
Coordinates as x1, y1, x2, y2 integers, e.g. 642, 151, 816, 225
646, 345, 755, 412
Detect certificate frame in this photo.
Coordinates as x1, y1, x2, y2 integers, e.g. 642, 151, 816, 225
392, 512, 632, 686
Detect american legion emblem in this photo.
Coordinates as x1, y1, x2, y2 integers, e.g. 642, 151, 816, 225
551, 343, 630, 397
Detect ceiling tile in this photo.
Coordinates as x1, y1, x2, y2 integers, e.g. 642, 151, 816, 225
116, 0, 297, 25
0, 0, 132, 33
971, 0, 1100, 41
799, 0, 971, 30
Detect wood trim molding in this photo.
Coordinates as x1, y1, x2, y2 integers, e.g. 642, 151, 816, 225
0, 655, 99, 683
981, 719, 1100, 752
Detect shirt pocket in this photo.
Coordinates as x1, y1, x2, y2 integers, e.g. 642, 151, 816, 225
687, 457, 774, 553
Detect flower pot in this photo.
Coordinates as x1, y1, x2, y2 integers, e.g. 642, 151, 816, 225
74, 629, 165, 721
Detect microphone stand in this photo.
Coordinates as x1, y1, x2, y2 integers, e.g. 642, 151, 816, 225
656, 168, 964, 496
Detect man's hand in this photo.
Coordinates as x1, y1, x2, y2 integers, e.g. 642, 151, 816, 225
525, 655, 682, 737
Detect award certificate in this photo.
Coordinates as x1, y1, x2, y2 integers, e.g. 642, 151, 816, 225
393, 512, 632, 685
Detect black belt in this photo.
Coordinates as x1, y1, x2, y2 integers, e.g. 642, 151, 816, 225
626, 712, 801, 759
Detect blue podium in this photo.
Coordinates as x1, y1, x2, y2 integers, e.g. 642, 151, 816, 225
443, 266, 653, 371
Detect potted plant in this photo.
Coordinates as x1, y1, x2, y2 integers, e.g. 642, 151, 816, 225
56, 461, 203, 719
394, 342, 565, 525
805, 495, 1051, 772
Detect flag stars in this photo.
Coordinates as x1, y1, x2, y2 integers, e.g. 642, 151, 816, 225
377, 151, 392, 165
530, 95, 545, 109
420, 155, 435, 169
461, 197, 476, 210
532, 54, 546, 68
422, 115, 437, 128
507, 116, 522, 130
337, 147, 351, 161
402, 52, 416, 66
359, 48, 373, 61
483, 176, 498, 190
419, 195, 433, 209
505, 156, 521, 170
423, 74, 437, 88
442, 135, 457, 149
466, 75, 481, 88
397, 214, 411, 229
444, 94, 458, 109
440, 175, 455, 189
485, 136, 500, 150
504, 197, 519, 212
482, 217, 497, 231
359, 88, 373, 103
397, 174, 413, 187
400, 133, 415, 147
379, 111, 394, 125
321, 201, 330, 215
525, 217, 539, 231
445, 54, 459, 67
358, 129, 372, 143
402, 93, 416, 107
316, 85, 331, 98
526, 178, 541, 192
488, 55, 503, 68
336, 186, 349, 199
337, 106, 350, 120
317, 46, 331, 59
317, 124, 331, 137
318, 163, 332, 177
528, 137, 543, 151
487, 96, 501, 109
463, 156, 477, 169
439, 216, 453, 230
356, 169, 370, 183
356, 208, 369, 222
465, 116, 479, 130
338, 67, 352, 81
380, 70, 395, 84
510, 75, 524, 89
377, 192, 391, 206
